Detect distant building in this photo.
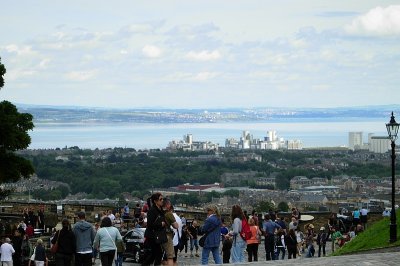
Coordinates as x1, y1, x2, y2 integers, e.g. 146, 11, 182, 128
369, 136, 390, 153
290, 176, 313, 190
349, 132, 363, 150
225, 130, 301, 150
176, 183, 223, 192
167, 134, 219, 151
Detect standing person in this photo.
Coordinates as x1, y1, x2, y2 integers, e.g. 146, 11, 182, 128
304, 224, 315, 258
11, 229, 23, 266
92, 223, 100, 265
162, 198, 178, 266
180, 214, 186, 226
134, 203, 142, 220
316, 227, 327, 257
360, 207, 368, 229
33, 239, 48, 266
246, 217, 261, 262
142, 192, 167, 266
171, 206, 183, 266
122, 203, 130, 223
262, 214, 281, 261
113, 213, 123, 231
93, 217, 123, 266
1, 237, 15, 266
200, 205, 222, 265
220, 218, 231, 264
352, 208, 361, 227
285, 229, 298, 259
295, 228, 304, 255
21, 234, 31, 264
180, 225, 189, 255
187, 220, 199, 257
73, 211, 95, 266
288, 217, 298, 231
51, 218, 76, 266
107, 210, 115, 222
275, 217, 287, 233
37, 207, 45, 230
275, 228, 286, 260
230, 205, 246, 263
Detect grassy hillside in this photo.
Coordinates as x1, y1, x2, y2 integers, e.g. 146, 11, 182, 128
333, 209, 400, 255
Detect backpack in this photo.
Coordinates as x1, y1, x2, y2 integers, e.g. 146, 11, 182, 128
240, 218, 252, 241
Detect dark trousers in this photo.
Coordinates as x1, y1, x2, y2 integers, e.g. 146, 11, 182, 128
318, 244, 326, 257
264, 235, 275, 261
55, 253, 73, 266
288, 247, 297, 259
75, 253, 93, 266
222, 249, 230, 263
100, 250, 115, 266
246, 243, 258, 262
142, 239, 163, 266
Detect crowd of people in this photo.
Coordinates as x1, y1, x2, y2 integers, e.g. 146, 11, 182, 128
0, 196, 372, 266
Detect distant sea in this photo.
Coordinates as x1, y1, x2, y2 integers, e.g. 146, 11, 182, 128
27, 119, 388, 150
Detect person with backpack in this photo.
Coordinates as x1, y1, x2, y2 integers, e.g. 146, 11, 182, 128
230, 205, 247, 263
317, 226, 328, 257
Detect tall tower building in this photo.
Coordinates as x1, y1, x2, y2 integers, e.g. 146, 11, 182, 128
267, 130, 277, 142
184, 134, 193, 144
349, 132, 363, 150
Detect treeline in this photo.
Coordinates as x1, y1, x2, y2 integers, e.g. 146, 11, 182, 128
20, 148, 395, 199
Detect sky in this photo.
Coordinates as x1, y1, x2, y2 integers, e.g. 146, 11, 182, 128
1, 0, 400, 109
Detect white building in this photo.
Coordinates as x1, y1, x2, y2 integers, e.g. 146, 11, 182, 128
168, 134, 218, 151
349, 132, 363, 150
369, 136, 390, 153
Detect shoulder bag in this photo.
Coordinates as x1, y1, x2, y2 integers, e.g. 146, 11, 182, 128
177, 229, 185, 251
50, 231, 60, 253
199, 222, 218, 248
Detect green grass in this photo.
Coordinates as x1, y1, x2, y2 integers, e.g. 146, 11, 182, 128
333, 209, 400, 255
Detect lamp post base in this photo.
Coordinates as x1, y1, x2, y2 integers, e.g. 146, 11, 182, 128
389, 222, 397, 243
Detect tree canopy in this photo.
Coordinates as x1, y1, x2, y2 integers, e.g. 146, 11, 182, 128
0, 57, 35, 188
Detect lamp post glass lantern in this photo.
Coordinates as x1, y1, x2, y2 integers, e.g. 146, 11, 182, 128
386, 112, 399, 243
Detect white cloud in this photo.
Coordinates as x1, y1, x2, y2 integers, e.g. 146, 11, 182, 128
5, 69, 36, 81
4, 44, 34, 55
65, 70, 98, 81
312, 84, 330, 91
38, 58, 51, 69
194, 72, 218, 81
345, 5, 400, 36
186, 50, 221, 61
142, 45, 162, 58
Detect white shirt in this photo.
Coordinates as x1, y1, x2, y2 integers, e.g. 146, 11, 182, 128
108, 213, 115, 221
360, 208, 368, 216
0, 243, 15, 262
172, 213, 183, 246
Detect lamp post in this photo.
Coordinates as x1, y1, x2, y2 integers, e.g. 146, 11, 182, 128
386, 111, 399, 243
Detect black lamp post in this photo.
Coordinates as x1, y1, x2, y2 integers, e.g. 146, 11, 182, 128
386, 111, 399, 243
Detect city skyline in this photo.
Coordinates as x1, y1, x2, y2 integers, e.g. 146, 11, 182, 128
1, 1, 400, 109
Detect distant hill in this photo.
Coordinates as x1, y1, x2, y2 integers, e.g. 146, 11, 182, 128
15, 104, 400, 124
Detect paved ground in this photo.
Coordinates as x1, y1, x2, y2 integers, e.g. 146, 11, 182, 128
96, 240, 399, 265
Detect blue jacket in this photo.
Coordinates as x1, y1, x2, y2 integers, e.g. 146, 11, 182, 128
201, 214, 221, 248
73, 220, 95, 253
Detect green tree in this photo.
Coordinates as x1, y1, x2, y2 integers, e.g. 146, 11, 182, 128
277, 201, 289, 212
255, 200, 275, 213
0, 58, 35, 198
